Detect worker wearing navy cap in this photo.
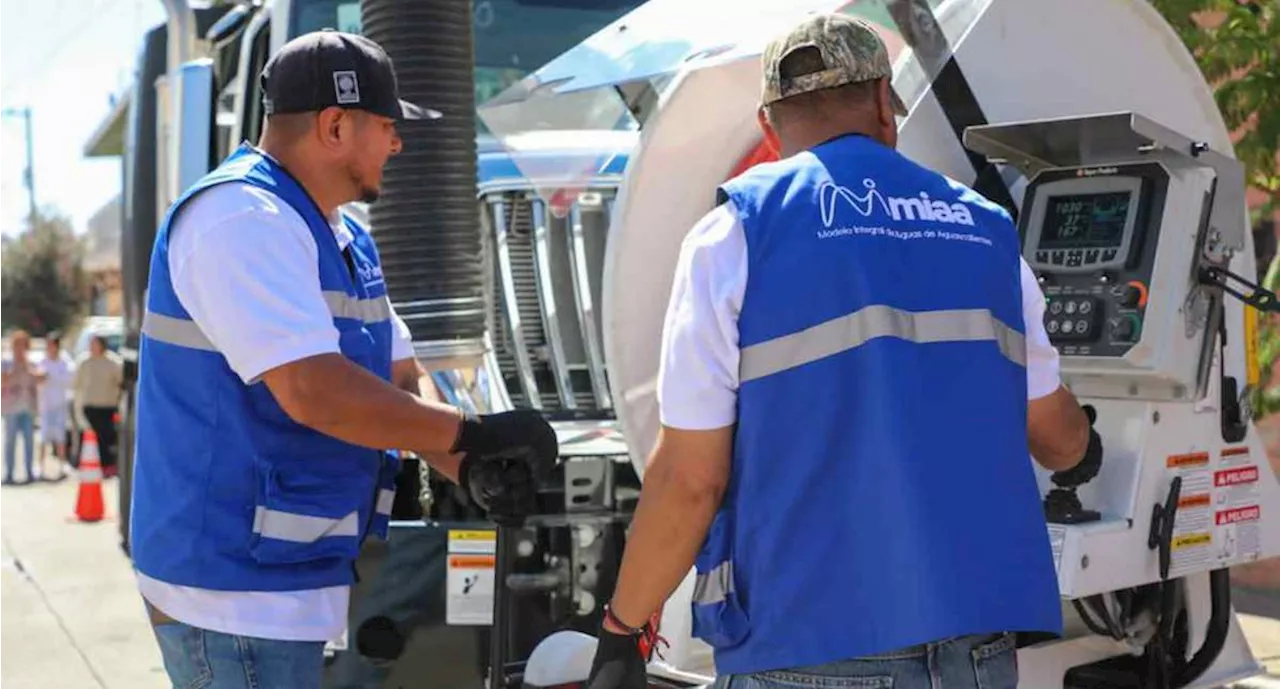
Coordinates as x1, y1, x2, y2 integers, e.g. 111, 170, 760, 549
586, 13, 1101, 689
130, 30, 556, 688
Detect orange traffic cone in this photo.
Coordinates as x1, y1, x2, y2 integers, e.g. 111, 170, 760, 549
73, 430, 105, 522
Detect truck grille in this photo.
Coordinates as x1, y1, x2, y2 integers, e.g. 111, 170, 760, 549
481, 188, 616, 419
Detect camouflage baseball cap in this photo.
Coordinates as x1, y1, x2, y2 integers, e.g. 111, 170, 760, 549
761, 13, 908, 116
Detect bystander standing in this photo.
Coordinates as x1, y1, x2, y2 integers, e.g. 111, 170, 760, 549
2, 330, 41, 484
74, 335, 123, 477
37, 333, 75, 481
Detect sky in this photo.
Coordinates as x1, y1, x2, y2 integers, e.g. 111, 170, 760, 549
1, 0, 166, 238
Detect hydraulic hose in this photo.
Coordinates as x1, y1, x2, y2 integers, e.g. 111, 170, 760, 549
1175, 568, 1232, 688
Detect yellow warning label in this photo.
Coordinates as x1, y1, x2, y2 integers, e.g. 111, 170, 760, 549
448, 530, 496, 542
1173, 532, 1212, 549
1246, 307, 1261, 387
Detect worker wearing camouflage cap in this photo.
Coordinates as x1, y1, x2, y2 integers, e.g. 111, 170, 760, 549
584, 13, 1098, 689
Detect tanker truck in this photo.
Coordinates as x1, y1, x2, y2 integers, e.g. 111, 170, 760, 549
87, 0, 1280, 687
478, 0, 1280, 688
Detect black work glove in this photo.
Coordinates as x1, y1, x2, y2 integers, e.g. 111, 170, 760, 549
452, 410, 558, 526
1052, 412, 1102, 488
586, 627, 648, 689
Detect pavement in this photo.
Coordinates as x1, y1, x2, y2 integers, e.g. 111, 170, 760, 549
1238, 610, 1280, 689
2, 470, 169, 688
3, 447, 1280, 688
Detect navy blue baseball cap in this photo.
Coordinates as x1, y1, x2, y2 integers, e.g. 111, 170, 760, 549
260, 30, 441, 121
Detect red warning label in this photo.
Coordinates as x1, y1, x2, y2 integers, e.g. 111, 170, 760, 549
1222, 446, 1250, 458
1215, 466, 1259, 487
1216, 505, 1261, 525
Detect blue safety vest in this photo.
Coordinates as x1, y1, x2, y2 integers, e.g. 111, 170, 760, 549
692, 134, 1062, 674
130, 143, 402, 592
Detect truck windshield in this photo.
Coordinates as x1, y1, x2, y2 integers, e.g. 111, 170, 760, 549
289, 0, 645, 123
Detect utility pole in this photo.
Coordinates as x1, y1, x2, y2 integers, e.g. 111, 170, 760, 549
2, 106, 36, 230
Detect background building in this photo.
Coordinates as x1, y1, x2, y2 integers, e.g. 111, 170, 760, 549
83, 193, 122, 317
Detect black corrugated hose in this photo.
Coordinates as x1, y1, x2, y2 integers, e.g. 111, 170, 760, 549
361, 0, 486, 345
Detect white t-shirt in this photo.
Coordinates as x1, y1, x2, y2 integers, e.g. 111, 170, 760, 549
655, 201, 1062, 431
38, 352, 75, 413
135, 182, 415, 643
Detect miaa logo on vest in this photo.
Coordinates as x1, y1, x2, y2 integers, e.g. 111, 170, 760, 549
357, 262, 384, 288
819, 179, 976, 229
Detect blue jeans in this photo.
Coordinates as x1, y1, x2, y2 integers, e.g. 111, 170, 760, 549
4, 411, 34, 482
711, 633, 1019, 689
151, 620, 326, 689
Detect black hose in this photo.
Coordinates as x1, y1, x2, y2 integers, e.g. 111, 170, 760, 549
1073, 598, 1115, 638
1085, 594, 1125, 640
360, 0, 486, 347
1175, 568, 1232, 688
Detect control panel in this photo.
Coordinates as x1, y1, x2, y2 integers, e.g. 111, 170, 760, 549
1020, 163, 1170, 358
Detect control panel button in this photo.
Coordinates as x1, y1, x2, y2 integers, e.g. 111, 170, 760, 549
1044, 296, 1103, 345
1066, 250, 1083, 267
1085, 249, 1100, 263
1102, 249, 1118, 261
1112, 318, 1138, 341
1051, 251, 1065, 265
1035, 250, 1049, 263
1119, 285, 1143, 308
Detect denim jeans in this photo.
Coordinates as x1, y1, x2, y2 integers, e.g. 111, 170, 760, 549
711, 633, 1018, 689
4, 411, 35, 482
151, 620, 326, 689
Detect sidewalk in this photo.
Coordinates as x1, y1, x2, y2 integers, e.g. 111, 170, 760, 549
1, 474, 168, 689
1239, 612, 1280, 686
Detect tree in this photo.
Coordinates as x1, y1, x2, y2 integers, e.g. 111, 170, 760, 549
1, 208, 89, 336
1150, 0, 1279, 418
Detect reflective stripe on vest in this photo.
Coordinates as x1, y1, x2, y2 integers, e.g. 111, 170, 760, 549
695, 309, 1025, 625
692, 134, 1062, 675
252, 487, 396, 543
690, 510, 749, 648
142, 285, 397, 550
323, 291, 392, 323
740, 305, 1024, 383
131, 143, 400, 593
376, 487, 395, 517
692, 560, 733, 606
142, 292, 393, 351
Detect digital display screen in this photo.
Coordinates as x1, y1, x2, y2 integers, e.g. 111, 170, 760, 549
1038, 192, 1132, 250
